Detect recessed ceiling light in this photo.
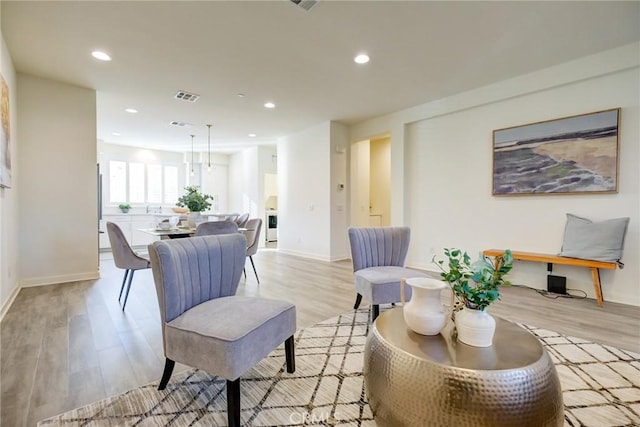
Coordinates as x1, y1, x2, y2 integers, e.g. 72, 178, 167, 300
112, 132, 121, 136
248, 133, 257, 137
125, 108, 138, 113
237, 93, 246, 98
264, 102, 275, 109
91, 51, 111, 61
354, 53, 370, 64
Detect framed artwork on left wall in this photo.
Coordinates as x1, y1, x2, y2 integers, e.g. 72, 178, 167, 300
0, 73, 11, 188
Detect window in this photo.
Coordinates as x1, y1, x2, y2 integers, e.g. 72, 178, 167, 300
129, 162, 145, 203
107, 160, 181, 205
164, 166, 178, 203
109, 160, 126, 203
147, 164, 162, 203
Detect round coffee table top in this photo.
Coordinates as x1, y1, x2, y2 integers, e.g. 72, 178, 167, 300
375, 307, 543, 370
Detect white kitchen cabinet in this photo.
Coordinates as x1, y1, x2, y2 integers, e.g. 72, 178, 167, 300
100, 214, 159, 249
131, 217, 157, 247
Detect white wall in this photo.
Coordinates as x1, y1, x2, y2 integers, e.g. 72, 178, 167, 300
279, 122, 331, 259
329, 121, 349, 260
351, 42, 640, 306
278, 121, 349, 261
0, 32, 19, 317
350, 139, 370, 227
17, 74, 98, 287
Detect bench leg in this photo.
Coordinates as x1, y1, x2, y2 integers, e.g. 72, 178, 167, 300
590, 267, 604, 307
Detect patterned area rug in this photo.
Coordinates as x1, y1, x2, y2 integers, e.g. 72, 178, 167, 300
39, 309, 640, 426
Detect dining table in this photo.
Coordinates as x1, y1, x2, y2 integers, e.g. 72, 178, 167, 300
138, 227, 250, 239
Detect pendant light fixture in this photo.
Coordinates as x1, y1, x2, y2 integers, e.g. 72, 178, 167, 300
206, 124, 212, 173
190, 134, 195, 176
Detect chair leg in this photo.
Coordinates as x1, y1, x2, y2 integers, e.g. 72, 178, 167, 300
243, 267, 246, 279
371, 304, 380, 321
285, 336, 295, 373
249, 256, 259, 284
158, 358, 175, 390
353, 293, 363, 309
118, 269, 130, 302
121, 270, 135, 311
227, 378, 241, 427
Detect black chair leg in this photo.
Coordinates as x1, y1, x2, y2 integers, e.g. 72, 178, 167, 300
158, 358, 175, 390
227, 378, 241, 427
353, 293, 363, 309
249, 256, 259, 284
118, 269, 130, 302
371, 304, 380, 321
285, 336, 295, 373
121, 270, 135, 311
243, 267, 246, 279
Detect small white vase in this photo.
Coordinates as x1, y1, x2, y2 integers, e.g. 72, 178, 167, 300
455, 307, 496, 347
187, 212, 201, 228
403, 278, 453, 336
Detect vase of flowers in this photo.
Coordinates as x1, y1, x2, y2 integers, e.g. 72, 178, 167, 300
434, 248, 513, 347
176, 185, 213, 228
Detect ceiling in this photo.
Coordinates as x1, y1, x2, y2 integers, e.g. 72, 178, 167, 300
2, 1, 639, 153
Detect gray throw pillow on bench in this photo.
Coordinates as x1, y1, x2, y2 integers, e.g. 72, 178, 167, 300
559, 213, 629, 262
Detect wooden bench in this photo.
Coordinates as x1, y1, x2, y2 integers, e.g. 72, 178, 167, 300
483, 249, 619, 307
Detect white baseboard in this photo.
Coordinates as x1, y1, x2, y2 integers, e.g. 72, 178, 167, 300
276, 248, 333, 262
19, 271, 100, 288
0, 284, 21, 322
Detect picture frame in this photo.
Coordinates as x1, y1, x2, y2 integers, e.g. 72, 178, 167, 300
492, 108, 620, 196
1, 73, 11, 189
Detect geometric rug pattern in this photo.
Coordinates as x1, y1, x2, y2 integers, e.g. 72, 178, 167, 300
38, 308, 640, 426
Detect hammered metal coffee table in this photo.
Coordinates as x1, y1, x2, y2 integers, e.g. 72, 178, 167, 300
364, 308, 563, 426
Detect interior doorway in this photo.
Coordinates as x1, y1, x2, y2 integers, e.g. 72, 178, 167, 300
264, 173, 278, 247
350, 135, 391, 227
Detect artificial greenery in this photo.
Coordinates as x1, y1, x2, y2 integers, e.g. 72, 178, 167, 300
434, 248, 513, 311
118, 203, 131, 212
176, 185, 213, 212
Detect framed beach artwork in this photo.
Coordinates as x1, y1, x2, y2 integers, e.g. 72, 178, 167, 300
0, 73, 11, 188
492, 108, 620, 196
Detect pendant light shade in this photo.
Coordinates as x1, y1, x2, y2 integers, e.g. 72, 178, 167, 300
190, 134, 195, 176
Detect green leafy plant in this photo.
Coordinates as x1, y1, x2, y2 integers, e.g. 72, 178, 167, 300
118, 203, 131, 212
176, 185, 213, 212
433, 248, 513, 311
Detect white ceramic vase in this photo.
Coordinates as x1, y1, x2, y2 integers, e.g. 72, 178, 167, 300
403, 278, 453, 336
187, 212, 201, 228
455, 307, 496, 347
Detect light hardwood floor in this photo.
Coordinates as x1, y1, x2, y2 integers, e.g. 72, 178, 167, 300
1, 248, 639, 426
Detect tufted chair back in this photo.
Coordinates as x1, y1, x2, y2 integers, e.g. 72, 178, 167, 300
348, 226, 411, 272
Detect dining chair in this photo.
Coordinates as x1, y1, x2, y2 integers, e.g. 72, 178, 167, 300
347, 226, 429, 321
194, 220, 239, 236
106, 221, 151, 311
235, 213, 250, 228
243, 218, 263, 283
148, 234, 296, 427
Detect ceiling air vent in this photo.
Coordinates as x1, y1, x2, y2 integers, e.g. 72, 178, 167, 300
289, 0, 319, 12
169, 121, 190, 127
174, 90, 200, 102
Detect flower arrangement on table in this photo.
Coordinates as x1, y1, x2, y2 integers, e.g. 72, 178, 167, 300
433, 248, 514, 347
176, 185, 213, 213
433, 248, 514, 311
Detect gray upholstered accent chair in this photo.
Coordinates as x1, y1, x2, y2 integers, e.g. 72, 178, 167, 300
235, 213, 250, 228
194, 220, 239, 236
348, 226, 429, 321
148, 234, 296, 427
243, 218, 263, 283
106, 221, 151, 311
